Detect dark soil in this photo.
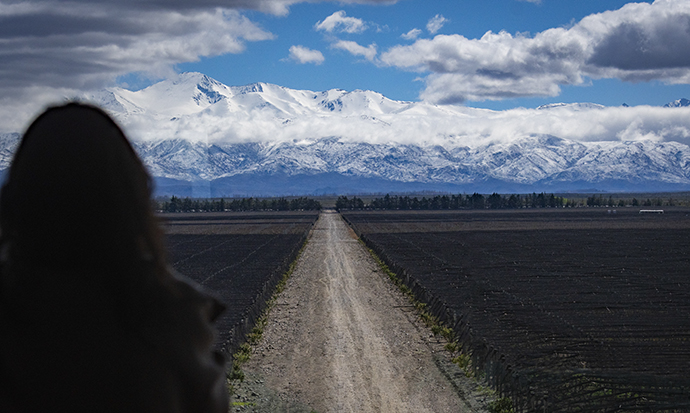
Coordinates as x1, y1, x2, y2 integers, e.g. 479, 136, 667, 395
163, 211, 318, 354
343, 208, 690, 412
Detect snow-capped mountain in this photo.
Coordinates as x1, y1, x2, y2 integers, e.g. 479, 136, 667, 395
84, 72, 411, 122
127, 135, 690, 196
664, 98, 690, 108
3, 72, 690, 196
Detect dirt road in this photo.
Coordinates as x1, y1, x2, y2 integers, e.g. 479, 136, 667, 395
232, 211, 492, 412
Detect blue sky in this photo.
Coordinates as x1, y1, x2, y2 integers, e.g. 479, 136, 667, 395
173, 0, 690, 109
2, 0, 690, 130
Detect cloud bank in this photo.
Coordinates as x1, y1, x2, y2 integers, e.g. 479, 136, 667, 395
380, 0, 690, 104
207, 105, 690, 148
173, 103, 690, 150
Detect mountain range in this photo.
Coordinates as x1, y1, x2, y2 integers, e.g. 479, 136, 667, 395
3, 72, 690, 196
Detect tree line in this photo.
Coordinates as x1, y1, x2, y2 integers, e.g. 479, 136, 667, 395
336, 192, 572, 210
586, 195, 668, 207
158, 196, 321, 212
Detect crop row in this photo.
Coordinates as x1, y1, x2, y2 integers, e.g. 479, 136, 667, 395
343, 209, 690, 412
163, 212, 319, 355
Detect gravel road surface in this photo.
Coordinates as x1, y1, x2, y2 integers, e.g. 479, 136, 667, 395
231, 211, 493, 412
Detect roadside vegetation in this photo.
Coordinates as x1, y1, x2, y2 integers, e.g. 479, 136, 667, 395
227, 239, 308, 395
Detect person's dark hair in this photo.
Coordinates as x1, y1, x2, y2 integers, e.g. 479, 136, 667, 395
0, 103, 229, 413
0, 102, 166, 272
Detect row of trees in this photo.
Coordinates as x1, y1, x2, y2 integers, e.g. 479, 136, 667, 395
158, 196, 321, 212
336, 192, 572, 211
586, 195, 669, 207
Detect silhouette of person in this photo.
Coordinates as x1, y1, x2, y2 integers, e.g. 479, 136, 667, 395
0, 103, 228, 412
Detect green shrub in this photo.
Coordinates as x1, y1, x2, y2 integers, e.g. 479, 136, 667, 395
488, 397, 514, 413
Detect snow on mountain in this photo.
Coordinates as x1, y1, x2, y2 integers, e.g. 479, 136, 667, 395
541, 140, 690, 186
119, 72, 232, 115
4, 73, 690, 195
76, 73, 436, 146
0, 133, 20, 171
127, 133, 690, 195
537, 102, 606, 111
91, 73, 410, 122
664, 98, 690, 108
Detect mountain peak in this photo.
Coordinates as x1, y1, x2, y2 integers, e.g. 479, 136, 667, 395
664, 98, 690, 108
176, 72, 220, 87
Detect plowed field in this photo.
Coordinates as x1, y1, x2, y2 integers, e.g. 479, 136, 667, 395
161, 211, 319, 354
342, 208, 690, 412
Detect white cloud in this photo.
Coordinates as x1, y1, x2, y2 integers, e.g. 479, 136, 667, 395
315, 10, 367, 34
332, 40, 378, 62
517, 0, 542, 4
381, 30, 582, 103
401, 28, 422, 40
426, 14, 448, 35
381, 0, 690, 104
288, 45, 325, 65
